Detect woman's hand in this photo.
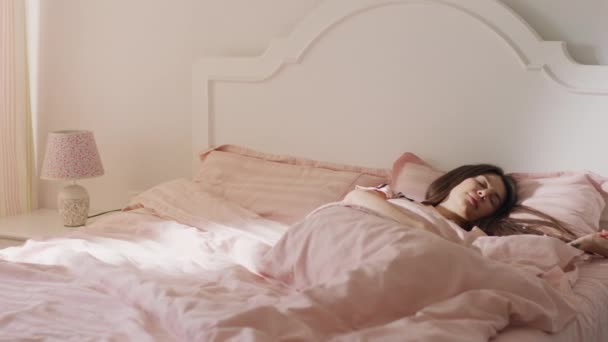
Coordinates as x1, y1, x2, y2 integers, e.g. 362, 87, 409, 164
569, 231, 608, 258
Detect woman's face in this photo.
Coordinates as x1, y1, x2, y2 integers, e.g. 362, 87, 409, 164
439, 173, 507, 223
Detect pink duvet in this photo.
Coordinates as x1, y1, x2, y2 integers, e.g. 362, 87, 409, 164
0, 179, 594, 341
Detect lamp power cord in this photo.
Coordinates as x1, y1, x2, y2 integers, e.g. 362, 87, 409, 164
88, 209, 122, 219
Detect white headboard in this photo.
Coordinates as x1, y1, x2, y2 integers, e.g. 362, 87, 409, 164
192, 0, 608, 176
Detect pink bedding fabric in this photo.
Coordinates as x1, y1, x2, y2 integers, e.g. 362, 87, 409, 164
493, 258, 608, 342
198, 144, 389, 177
258, 203, 579, 340
195, 145, 388, 225
0, 179, 599, 341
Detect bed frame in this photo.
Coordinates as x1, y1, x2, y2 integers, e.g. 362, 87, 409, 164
192, 0, 608, 176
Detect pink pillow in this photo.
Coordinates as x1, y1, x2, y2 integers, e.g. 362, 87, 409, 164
194, 145, 389, 224
510, 172, 607, 236
390, 152, 442, 201
390, 152, 607, 237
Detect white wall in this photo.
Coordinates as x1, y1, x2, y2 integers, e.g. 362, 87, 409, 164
35, 0, 194, 211
501, 0, 608, 65
33, 0, 608, 211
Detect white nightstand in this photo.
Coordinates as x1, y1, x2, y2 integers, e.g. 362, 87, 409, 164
0, 209, 75, 248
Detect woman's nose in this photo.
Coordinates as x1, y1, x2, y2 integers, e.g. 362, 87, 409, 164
477, 189, 487, 198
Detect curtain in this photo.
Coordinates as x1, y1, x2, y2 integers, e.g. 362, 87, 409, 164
0, 0, 33, 217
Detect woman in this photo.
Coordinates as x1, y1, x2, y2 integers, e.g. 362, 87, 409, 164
348, 164, 608, 257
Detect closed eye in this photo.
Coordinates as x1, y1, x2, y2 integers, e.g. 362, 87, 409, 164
481, 177, 501, 207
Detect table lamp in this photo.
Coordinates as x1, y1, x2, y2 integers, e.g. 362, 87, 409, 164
41, 130, 104, 227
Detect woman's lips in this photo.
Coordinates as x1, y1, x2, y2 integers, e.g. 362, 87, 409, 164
467, 193, 479, 209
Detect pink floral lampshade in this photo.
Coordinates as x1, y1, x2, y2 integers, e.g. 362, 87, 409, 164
41, 130, 104, 180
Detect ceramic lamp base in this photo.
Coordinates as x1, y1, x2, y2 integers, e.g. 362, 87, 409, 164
58, 184, 89, 227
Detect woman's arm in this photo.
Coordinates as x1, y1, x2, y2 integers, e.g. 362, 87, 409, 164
568, 231, 608, 258
343, 188, 419, 226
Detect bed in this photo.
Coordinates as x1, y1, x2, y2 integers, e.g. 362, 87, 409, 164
3, 0, 608, 340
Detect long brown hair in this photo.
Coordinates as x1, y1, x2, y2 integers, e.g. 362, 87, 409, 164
421, 164, 577, 242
